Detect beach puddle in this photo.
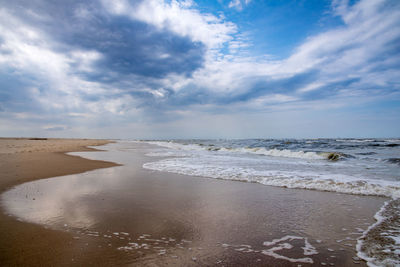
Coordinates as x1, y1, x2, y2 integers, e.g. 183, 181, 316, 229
1, 142, 387, 266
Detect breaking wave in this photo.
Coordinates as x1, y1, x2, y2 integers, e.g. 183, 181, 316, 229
147, 141, 346, 161
143, 139, 400, 265
143, 157, 400, 198
387, 158, 400, 166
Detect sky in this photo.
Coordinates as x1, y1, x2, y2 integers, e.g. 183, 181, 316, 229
0, 0, 399, 139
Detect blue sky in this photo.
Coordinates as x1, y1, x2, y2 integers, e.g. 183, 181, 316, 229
0, 0, 399, 139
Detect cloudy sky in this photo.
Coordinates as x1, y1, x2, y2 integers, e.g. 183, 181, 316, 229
0, 0, 399, 139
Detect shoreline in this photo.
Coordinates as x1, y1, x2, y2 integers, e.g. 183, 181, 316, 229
0, 139, 391, 266
0, 138, 120, 266
0, 138, 120, 192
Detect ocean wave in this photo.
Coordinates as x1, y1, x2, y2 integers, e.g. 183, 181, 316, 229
386, 158, 400, 166
143, 140, 400, 265
336, 139, 377, 143
356, 152, 377, 156
385, 143, 400, 147
241, 148, 345, 161
369, 143, 400, 148
146, 141, 347, 161
384, 139, 400, 143
143, 158, 400, 199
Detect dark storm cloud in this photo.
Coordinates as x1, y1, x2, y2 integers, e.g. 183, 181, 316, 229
2, 0, 205, 79
0, 0, 206, 122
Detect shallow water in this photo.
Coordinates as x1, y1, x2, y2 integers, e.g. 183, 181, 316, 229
144, 139, 400, 198
0, 142, 389, 265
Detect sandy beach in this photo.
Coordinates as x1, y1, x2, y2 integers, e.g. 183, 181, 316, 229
0, 140, 388, 266
0, 138, 119, 266
1, 0, 398, 265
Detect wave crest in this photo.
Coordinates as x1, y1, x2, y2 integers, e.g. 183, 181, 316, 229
147, 141, 346, 161
143, 159, 400, 198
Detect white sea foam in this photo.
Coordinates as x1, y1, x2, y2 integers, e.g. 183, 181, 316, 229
145, 151, 189, 157
143, 140, 400, 198
143, 157, 400, 198
143, 140, 400, 265
242, 147, 324, 160
146, 141, 339, 160
262, 235, 317, 263
356, 199, 400, 267
336, 139, 375, 143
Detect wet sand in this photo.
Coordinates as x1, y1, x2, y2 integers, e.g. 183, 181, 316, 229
1, 141, 387, 266
0, 138, 119, 266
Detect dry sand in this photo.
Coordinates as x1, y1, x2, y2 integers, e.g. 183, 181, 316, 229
0, 138, 119, 266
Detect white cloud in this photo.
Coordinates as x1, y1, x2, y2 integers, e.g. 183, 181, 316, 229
4, 0, 396, 108
228, 0, 252, 11
229, 0, 242, 10
102, 0, 236, 49
158, 0, 400, 102
70, 50, 103, 73
298, 82, 325, 93
1, 0, 399, 138
285, 0, 400, 75
0, 9, 139, 117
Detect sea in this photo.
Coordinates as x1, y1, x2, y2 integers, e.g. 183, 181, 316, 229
142, 138, 400, 266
